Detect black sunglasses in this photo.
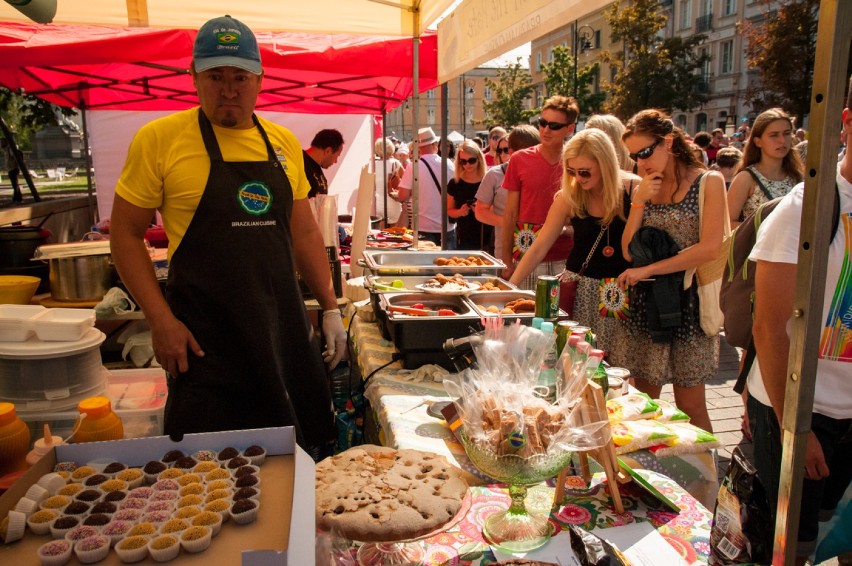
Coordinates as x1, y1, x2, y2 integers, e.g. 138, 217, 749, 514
459, 157, 478, 165
496, 147, 510, 154
565, 167, 592, 179
537, 117, 570, 131
629, 140, 661, 161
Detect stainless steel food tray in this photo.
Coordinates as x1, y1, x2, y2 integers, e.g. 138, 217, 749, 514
378, 292, 481, 352
364, 274, 516, 294
360, 250, 505, 276
467, 290, 569, 322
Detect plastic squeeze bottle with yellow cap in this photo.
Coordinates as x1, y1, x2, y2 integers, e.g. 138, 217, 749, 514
26, 423, 65, 466
72, 396, 124, 443
0, 402, 31, 475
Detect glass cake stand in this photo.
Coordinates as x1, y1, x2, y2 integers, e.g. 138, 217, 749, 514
460, 431, 574, 553
356, 492, 471, 566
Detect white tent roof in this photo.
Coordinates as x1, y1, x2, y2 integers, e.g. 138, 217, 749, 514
0, 0, 455, 35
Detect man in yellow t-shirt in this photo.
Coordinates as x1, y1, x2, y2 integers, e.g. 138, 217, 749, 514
110, 15, 341, 459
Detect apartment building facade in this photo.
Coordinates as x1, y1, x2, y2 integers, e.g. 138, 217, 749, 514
386, 1, 781, 142
530, 0, 777, 135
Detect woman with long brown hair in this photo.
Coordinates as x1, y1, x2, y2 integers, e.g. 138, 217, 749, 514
616, 109, 728, 433
727, 108, 803, 225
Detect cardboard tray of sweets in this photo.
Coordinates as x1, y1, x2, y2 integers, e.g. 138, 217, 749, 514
0, 426, 314, 565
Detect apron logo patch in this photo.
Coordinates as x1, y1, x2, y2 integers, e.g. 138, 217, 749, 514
237, 181, 272, 215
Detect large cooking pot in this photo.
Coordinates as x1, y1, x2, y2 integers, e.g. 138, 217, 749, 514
0, 225, 52, 269
34, 239, 116, 302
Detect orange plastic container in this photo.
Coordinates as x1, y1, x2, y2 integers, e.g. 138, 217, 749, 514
0, 402, 31, 475
72, 396, 124, 443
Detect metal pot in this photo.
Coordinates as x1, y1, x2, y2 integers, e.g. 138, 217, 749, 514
47, 255, 115, 302
34, 239, 115, 302
0, 226, 52, 269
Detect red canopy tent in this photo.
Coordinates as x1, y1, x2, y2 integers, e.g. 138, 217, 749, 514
0, 21, 438, 114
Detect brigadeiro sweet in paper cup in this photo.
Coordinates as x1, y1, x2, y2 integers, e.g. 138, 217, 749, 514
37, 539, 72, 566
242, 445, 266, 466
116, 468, 145, 489
49, 515, 79, 539
64, 524, 100, 544
74, 534, 110, 563
180, 525, 212, 553
147, 534, 180, 562
102, 519, 134, 546
115, 535, 150, 563
28, 509, 59, 535
230, 498, 259, 525
191, 511, 223, 537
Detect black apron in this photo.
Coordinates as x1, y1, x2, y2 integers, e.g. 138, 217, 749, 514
163, 110, 335, 452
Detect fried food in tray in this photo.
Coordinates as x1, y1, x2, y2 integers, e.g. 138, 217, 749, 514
483, 298, 536, 315
433, 255, 488, 267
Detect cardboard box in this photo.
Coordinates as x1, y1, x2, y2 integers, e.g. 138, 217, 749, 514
0, 426, 314, 565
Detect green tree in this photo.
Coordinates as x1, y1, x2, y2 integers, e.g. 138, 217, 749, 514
601, 0, 710, 120
479, 58, 535, 128
0, 88, 75, 151
540, 45, 605, 119
741, 0, 818, 124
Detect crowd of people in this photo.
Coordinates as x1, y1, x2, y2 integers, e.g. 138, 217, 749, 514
93, 12, 848, 563
371, 98, 851, 563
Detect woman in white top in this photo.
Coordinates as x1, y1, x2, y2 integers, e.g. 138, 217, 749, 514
727, 108, 804, 226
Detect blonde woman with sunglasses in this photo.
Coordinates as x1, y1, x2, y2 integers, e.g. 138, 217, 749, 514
447, 140, 488, 250
509, 128, 634, 355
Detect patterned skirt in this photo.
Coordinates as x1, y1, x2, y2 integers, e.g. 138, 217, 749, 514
560, 270, 625, 361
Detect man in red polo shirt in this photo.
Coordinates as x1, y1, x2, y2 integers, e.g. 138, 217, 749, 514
501, 95, 577, 289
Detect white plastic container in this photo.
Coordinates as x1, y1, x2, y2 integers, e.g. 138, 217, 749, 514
0, 329, 107, 412
0, 305, 45, 342
18, 368, 166, 440
30, 308, 95, 341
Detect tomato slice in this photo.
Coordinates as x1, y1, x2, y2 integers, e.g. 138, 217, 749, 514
412, 303, 425, 310
438, 309, 457, 316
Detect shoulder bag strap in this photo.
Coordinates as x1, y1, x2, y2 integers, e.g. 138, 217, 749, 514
421, 159, 442, 194
746, 167, 773, 200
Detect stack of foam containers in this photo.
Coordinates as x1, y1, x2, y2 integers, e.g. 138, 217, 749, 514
0, 305, 106, 426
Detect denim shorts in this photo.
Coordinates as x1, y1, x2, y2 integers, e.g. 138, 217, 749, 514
749, 394, 852, 556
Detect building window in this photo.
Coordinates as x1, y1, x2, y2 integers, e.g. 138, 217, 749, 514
466, 108, 473, 124
701, 47, 710, 80
720, 40, 734, 75
548, 47, 554, 63
426, 89, 436, 99
696, 113, 707, 133
484, 86, 492, 100
679, 0, 691, 30
465, 85, 474, 99
594, 30, 601, 49
723, 0, 736, 16
536, 52, 542, 71
427, 109, 435, 123
676, 115, 688, 129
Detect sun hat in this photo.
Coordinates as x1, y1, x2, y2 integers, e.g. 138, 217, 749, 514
395, 144, 410, 156
416, 127, 440, 146
193, 15, 262, 75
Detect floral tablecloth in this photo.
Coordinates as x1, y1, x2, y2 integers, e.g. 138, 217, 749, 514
343, 470, 712, 565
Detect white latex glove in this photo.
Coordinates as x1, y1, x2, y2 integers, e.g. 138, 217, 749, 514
321, 310, 348, 367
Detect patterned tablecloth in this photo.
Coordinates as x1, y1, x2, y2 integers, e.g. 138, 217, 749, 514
351, 315, 720, 509
343, 470, 713, 565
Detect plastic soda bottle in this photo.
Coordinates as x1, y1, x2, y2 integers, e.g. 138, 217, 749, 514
72, 397, 124, 443
536, 322, 558, 403
0, 402, 31, 475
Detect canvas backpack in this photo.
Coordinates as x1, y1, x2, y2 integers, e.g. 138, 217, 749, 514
720, 184, 840, 392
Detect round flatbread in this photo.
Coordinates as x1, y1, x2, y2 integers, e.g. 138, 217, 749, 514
315, 445, 468, 542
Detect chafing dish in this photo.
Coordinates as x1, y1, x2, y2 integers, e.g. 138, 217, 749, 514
360, 250, 505, 276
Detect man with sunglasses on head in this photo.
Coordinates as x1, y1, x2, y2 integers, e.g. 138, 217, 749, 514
501, 96, 578, 289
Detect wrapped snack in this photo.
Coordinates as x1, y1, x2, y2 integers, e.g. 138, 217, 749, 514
444, 319, 610, 460
647, 422, 721, 457
606, 392, 661, 423
610, 420, 678, 455
653, 399, 691, 423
